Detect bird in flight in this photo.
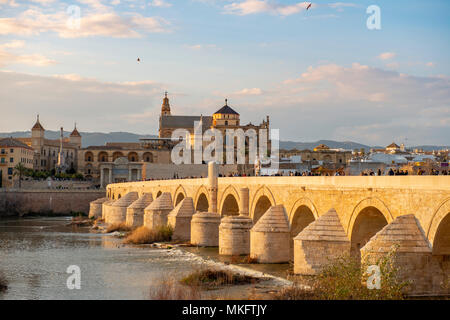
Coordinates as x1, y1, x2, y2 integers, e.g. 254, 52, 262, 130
137, 57, 141, 63
306, 3, 312, 10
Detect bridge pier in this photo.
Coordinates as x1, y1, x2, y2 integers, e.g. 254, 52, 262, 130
102, 199, 115, 221
126, 193, 153, 227
143, 192, 173, 230
219, 188, 253, 255
250, 205, 290, 263
361, 214, 437, 295
191, 211, 221, 247
89, 197, 108, 219
294, 208, 350, 275
108, 192, 139, 224
168, 197, 195, 241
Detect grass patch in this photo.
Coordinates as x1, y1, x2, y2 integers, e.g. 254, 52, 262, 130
106, 222, 132, 233
0, 273, 8, 293
181, 268, 259, 289
149, 278, 201, 300
273, 249, 408, 300
123, 225, 173, 244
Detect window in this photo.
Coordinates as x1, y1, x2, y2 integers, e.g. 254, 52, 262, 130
7, 168, 13, 175
1, 158, 5, 163
10, 149, 13, 153
10, 158, 13, 163
225, 120, 228, 125
1, 149, 4, 154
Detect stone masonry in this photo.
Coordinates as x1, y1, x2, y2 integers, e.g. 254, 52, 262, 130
167, 197, 195, 241
126, 193, 153, 227
250, 205, 291, 263
143, 192, 173, 230
294, 208, 351, 275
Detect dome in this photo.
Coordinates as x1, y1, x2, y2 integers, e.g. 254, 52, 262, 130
213, 99, 239, 115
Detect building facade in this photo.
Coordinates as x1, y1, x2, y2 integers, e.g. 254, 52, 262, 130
0, 138, 34, 188
280, 144, 353, 165
17, 116, 81, 172
17, 94, 270, 185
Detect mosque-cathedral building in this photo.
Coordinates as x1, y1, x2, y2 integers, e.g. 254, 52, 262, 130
16, 94, 271, 184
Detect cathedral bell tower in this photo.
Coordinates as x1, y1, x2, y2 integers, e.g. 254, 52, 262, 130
161, 91, 171, 116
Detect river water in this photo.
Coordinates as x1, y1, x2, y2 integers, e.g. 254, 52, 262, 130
0, 217, 291, 300
0, 217, 210, 300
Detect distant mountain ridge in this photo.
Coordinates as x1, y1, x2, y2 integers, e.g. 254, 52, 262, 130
0, 131, 447, 151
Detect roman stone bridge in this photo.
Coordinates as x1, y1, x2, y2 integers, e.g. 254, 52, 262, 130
106, 175, 450, 257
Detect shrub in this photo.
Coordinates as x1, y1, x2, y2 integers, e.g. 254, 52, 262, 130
123, 225, 173, 244
148, 278, 201, 300
181, 268, 258, 288
273, 248, 408, 300
106, 222, 132, 233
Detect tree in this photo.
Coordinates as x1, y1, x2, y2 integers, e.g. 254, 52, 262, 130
13, 163, 27, 188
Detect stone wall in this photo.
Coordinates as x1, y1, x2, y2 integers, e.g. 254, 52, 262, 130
0, 189, 105, 216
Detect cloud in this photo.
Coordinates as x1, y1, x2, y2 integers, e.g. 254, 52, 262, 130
256, 63, 450, 145
223, 0, 311, 16
0, 40, 57, 67
223, 1, 357, 16
233, 88, 263, 95
0, 71, 167, 133
426, 62, 435, 68
378, 52, 396, 60
328, 2, 358, 11
186, 44, 220, 51
0, 7, 170, 38
149, 0, 172, 8
0, 40, 25, 49
0, 0, 19, 7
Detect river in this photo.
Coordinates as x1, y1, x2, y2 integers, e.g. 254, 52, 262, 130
0, 217, 290, 300
0, 217, 209, 300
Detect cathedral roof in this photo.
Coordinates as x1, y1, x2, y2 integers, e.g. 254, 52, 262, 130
160, 115, 213, 130
214, 100, 239, 115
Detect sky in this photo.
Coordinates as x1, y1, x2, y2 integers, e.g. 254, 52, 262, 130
0, 0, 449, 146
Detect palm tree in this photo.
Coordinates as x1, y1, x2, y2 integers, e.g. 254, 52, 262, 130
13, 163, 27, 188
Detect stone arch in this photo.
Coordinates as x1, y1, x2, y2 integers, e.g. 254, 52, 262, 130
143, 152, 154, 163
194, 185, 209, 211
250, 186, 276, 223
196, 193, 209, 212
98, 151, 108, 162
348, 198, 393, 258
156, 191, 162, 198
84, 151, 94, 162
221, 194, 240, 216
219, 185, 240, 216
427, 198, 450, 254
128, 152, 138, 162
174, 185, 187, 206
288, 198, 319, 239
112, 152, 124, 161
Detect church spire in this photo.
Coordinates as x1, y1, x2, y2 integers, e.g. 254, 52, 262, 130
161, 91, 171, 116
32, 114, 44, 131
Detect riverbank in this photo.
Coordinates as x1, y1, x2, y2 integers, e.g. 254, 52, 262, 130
0, 189, 104, 217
